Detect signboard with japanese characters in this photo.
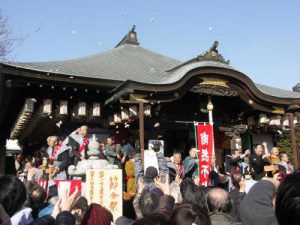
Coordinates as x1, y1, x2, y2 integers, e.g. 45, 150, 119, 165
196, 123, 213, 187
86, 169, 123, 220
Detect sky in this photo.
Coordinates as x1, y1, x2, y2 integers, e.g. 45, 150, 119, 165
1, 0, 300, 91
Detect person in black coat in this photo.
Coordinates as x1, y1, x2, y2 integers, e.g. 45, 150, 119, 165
249, 144, 270, 181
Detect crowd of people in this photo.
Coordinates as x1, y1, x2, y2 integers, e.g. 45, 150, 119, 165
1, 125, 299, 225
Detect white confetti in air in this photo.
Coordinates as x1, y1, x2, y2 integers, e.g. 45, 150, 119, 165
71, 30, 76, 34
208, 27, 213, 31
150, 17, 154, 23
150, 67, 155, 72
125, 124, 130, 128
154, 122, 160, 128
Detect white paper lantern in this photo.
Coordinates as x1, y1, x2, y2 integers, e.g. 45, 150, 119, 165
269, 115, 281, 127
114, 113, 122, 123
121, 108, 129, 121
144, 105, 151, 117
43, 99, 52, 114
59, 101, 68, 115
92, 103, 101, 117
259, 114, 269, 124
78, 102, 86, 116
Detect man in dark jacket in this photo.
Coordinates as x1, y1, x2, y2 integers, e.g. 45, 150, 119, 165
249, 144, 270, 180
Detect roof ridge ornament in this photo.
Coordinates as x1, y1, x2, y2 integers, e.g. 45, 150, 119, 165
197, 41, 230, 64
115, 25, 139, 48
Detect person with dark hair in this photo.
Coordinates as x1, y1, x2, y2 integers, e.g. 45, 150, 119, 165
27, 185, 48, 219
132, 212, 173, 225
275, 171, 300, 225
225, 149, 250, 175
240, 177, 279, 225
0, 175, 33, 224
81, 203, 113, 225
249, 144, 270, 181
138, 190, 160, 217
71, 196, 88, 225
105, 136, 126, 167
229, 172, 245, 222
207, 188, 234, 225
181, 183, 207, 210
171, 203, 211, 225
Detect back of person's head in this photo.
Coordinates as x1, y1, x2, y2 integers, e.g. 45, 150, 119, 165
276, 171, 300, 225
182, 184, 207, 209
132, 213, 173, 225
231, 172, 243, 189
0, 175, 26, 217
138, 189, 160, 217
28, 185, 47, 209
207, 188, 232, 214
81, 203, 113, 225
171, 203, 211, 225
144, 166, 158, 183
230, 149, 239, 156
180, 178, 195, 194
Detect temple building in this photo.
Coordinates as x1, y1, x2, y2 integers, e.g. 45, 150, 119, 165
1, 26, 300, 174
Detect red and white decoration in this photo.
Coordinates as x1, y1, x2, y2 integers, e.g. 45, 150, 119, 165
197, 123, 213, 187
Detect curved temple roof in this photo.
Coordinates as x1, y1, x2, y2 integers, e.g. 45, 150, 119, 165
1, 28, 300, 101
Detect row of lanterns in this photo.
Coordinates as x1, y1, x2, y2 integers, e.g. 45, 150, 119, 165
248, 113, 300, 129
42, 99, 101, 117
109, 105, 152, 126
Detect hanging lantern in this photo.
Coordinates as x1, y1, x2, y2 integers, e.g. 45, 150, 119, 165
269, 115, 282, 127
259, 114, 269, 126
121, 108, 129, 120
282, 116, 289, 127
294, 116, 298, 125
295, 112, 300, 125
129, 105, 138, 117
43, 99, 52, 114
108, 116, 115, 126
144, 105, 151, 117
25, 98, 35, 113
59, 101, 68, 115
92, 103, 101, 117
114, 113, 122, 123
78, 102, 86, 116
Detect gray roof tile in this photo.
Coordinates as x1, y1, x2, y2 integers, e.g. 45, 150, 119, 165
1, 44, 299, 99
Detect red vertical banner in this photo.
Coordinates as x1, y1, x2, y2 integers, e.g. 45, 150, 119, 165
197, 123, 213, 187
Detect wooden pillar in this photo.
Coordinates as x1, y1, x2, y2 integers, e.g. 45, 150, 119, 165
139, 102, 145, 162
288, 113, 299, 169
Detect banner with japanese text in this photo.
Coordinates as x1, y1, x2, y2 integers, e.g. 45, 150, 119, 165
197, 123, 213, 187
86, 169, 123, 221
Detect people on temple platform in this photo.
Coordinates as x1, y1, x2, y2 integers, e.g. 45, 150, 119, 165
182, 147, 198, 179
262, 142, 280, 165
225, 149, 251, 175
249, 144, 270, 181
43, 136, 70, 180
277, 153, 294, 175
105, 136, 126, 168
68, 125, 89, 166
166, 150, 184, 182
14, 153, 23, 175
